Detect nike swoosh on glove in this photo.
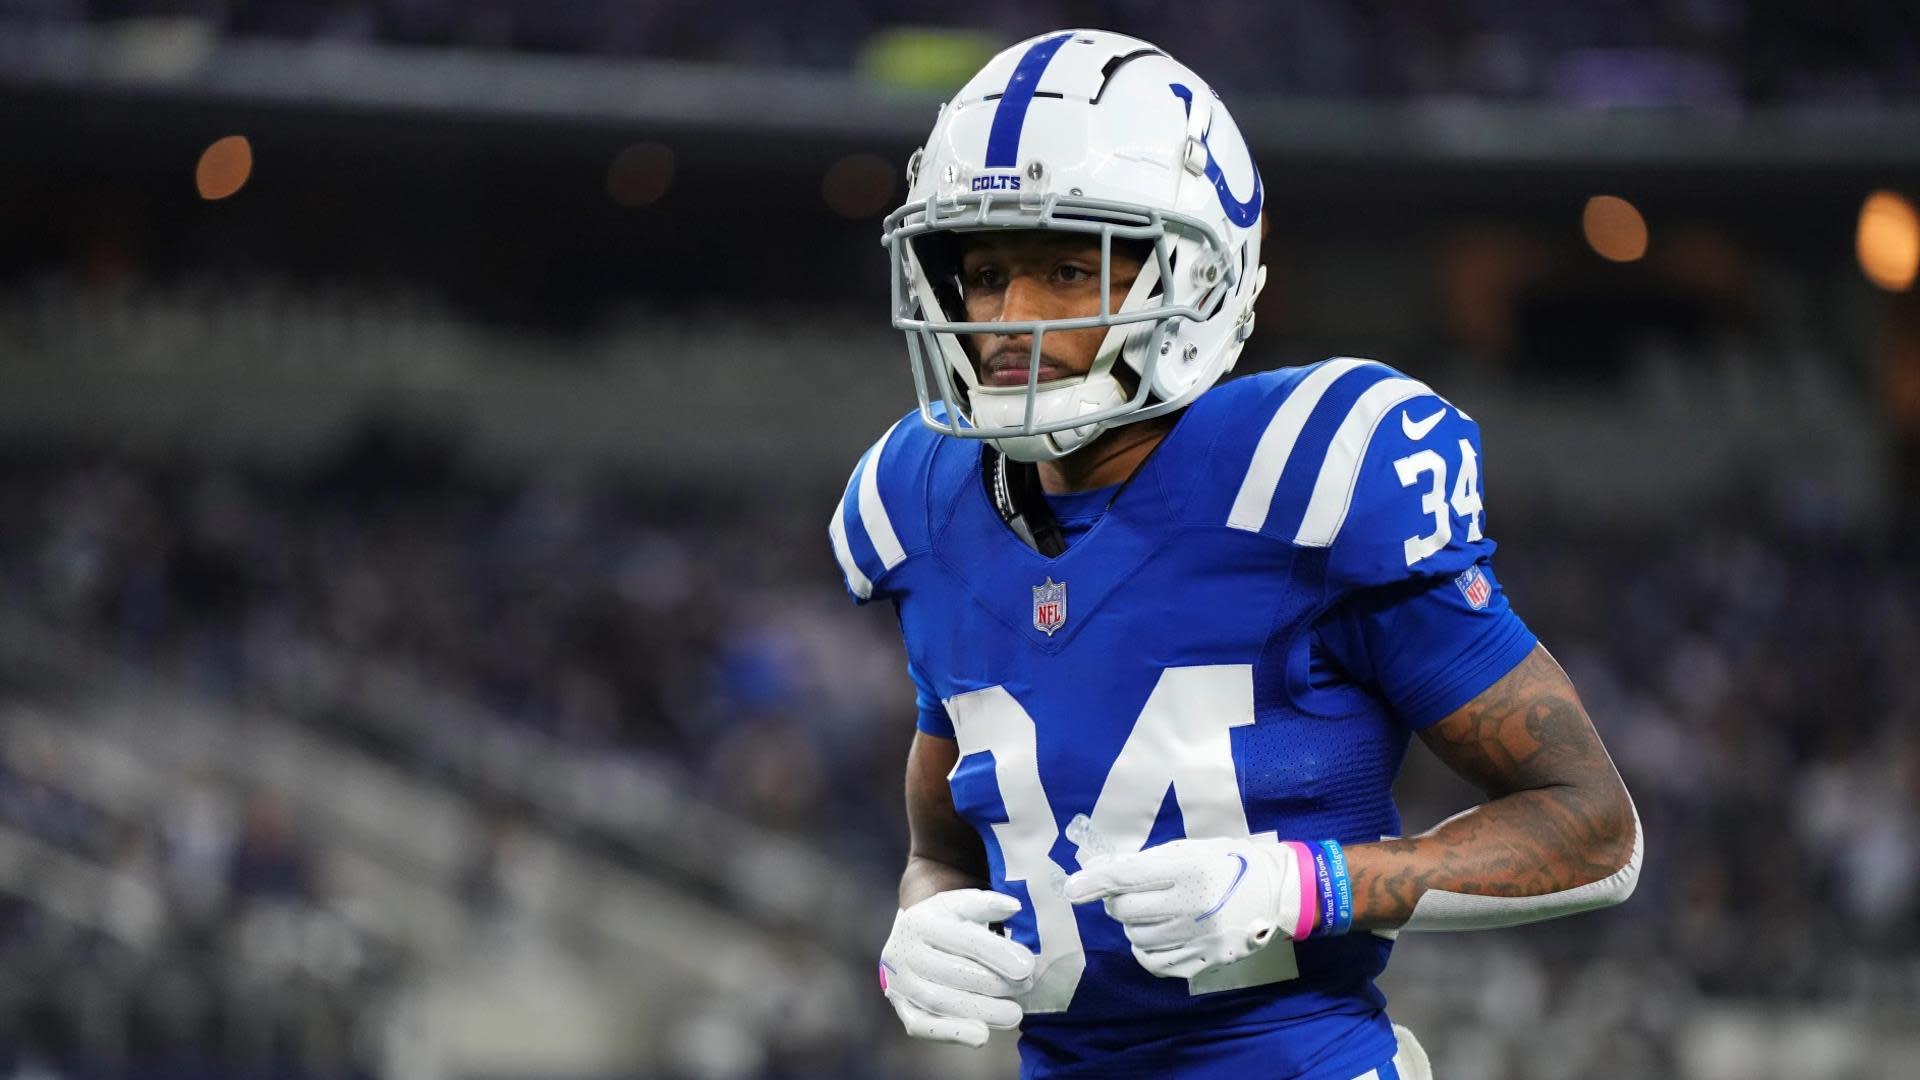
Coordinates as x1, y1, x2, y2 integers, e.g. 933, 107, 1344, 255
1062, 836, 1313, 979
879, 889, 1038, 1047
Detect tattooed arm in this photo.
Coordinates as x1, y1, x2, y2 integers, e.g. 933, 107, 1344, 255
1343, 643, 1640, 931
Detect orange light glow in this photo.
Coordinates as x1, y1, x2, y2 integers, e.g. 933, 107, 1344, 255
822, 153, 896, 219
196, 135, 253, 201
607, 143, 675, 207
1582, 195, 1648, 263
1857, 190, 1919, 293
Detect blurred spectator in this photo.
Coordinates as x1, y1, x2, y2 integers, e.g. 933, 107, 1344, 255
229, 791, 315, 905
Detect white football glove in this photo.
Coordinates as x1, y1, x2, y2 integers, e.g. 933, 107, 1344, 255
1062, 836, 1313, 979
879, 889, 1038, 1047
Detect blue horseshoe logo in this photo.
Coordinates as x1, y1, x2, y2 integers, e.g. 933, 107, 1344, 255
1170, 84, 1263, 228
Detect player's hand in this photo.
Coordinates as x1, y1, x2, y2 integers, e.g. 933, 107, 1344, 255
879, 889, 1038, 1047
1063, 837, 1312, 979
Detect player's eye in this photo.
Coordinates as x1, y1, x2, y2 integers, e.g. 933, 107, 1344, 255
964, 265, 1007, 292
1053, 263, 1094, 285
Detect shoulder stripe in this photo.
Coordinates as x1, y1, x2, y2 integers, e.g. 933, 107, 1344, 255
828, 498, 873, 599
857, 419, 909, 572
829, 418, 912, 601
1293, 377, 1434, 548
1226, 357, 1377, 533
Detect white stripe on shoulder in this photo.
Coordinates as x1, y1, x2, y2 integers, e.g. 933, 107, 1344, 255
1293, 377, 1434, 548
828, 500, 872, 599
857, 419, 909, 571
1227, 357, 1377, 533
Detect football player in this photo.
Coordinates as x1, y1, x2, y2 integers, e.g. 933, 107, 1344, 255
830, 29, 1640, 1080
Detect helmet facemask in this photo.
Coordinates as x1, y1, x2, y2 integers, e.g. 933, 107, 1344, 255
885, 190, 1239, 462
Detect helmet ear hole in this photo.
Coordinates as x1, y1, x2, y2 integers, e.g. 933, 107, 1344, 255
1196, 278, 1228, 321
909, 232, 968, 322
1116, 238, 1156, 287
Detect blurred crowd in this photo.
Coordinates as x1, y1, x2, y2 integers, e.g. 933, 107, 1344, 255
1, 0, 1915, 104
0, 732, 393, 1080
1496, 519, 1920, 997
0, 430, 910, 1079
0, 428, 915, 860
0, 406, 1914, 1075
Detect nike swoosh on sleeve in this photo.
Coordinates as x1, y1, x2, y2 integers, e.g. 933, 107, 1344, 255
1401, 407, 1447, 441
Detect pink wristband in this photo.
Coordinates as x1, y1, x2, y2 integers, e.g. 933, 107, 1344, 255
1281, 841, 1320, 939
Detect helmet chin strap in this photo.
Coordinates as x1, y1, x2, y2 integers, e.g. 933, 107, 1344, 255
976, 372, 1131, 461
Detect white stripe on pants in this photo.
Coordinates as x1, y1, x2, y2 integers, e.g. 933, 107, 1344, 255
1351, 1024, 1432, 1080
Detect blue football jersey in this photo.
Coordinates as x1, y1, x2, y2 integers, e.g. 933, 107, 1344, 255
830, 359, 1538, 1079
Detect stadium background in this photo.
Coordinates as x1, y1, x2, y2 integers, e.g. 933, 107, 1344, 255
2, 3, 1918, 1078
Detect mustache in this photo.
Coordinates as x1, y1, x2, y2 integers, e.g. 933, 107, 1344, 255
980, 347, 1074, 374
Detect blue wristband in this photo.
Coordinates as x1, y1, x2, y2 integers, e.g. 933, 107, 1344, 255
1310, 839, 1354, 937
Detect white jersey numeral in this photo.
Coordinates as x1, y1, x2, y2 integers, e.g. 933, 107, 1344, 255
1450, 438, 1484, 542
1394, 448, 1451, 566
1394, 437, 1483, 565
945, 665, 1298, 1013
945, 686, 1086, 1012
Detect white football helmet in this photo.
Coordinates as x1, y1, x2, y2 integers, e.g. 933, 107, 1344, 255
883, 29, 1268, 461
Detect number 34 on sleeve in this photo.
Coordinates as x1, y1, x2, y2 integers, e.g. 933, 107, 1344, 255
1392, 438, 1482, 566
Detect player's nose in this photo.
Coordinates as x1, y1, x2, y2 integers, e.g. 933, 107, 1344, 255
998, 274, 1051, 325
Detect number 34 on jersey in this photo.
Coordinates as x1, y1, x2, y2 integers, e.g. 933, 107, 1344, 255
947, 664, 1302, 1013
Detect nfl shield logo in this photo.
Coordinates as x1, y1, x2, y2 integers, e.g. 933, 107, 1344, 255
1032, 578, 1067, 637
1455, 566, 1492, 610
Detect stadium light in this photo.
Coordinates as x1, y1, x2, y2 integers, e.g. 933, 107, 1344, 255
196, 135, 253, 201
822, 153, 896, 219
1856, 190, 1919, 293
607, 143, 675, 207
1582, 195, 1648, 263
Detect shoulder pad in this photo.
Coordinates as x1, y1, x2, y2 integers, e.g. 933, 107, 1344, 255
1209, 358, 1495, 587
1186, 357, 1409, 533
1319, 383, 1491, 590
827, 411, 940, 602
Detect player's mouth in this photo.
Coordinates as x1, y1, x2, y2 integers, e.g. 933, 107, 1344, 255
982, 353, 1075, 387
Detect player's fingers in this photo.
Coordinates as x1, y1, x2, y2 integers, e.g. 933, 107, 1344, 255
979, 997, 1025, 1031
1105, 887, 1187, 925
1064, 854, 1176, 903
912, 946, 1032, 999
1132, 942, 1208, 980
888, 967, 1023, 1031
890, 996, 991, 1047
924, 919, 1038, 985
1120, 916, 1193, 951
941, 888, 1024, 926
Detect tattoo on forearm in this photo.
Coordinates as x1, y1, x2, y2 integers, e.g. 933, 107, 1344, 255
1349, 645, 1635, 928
